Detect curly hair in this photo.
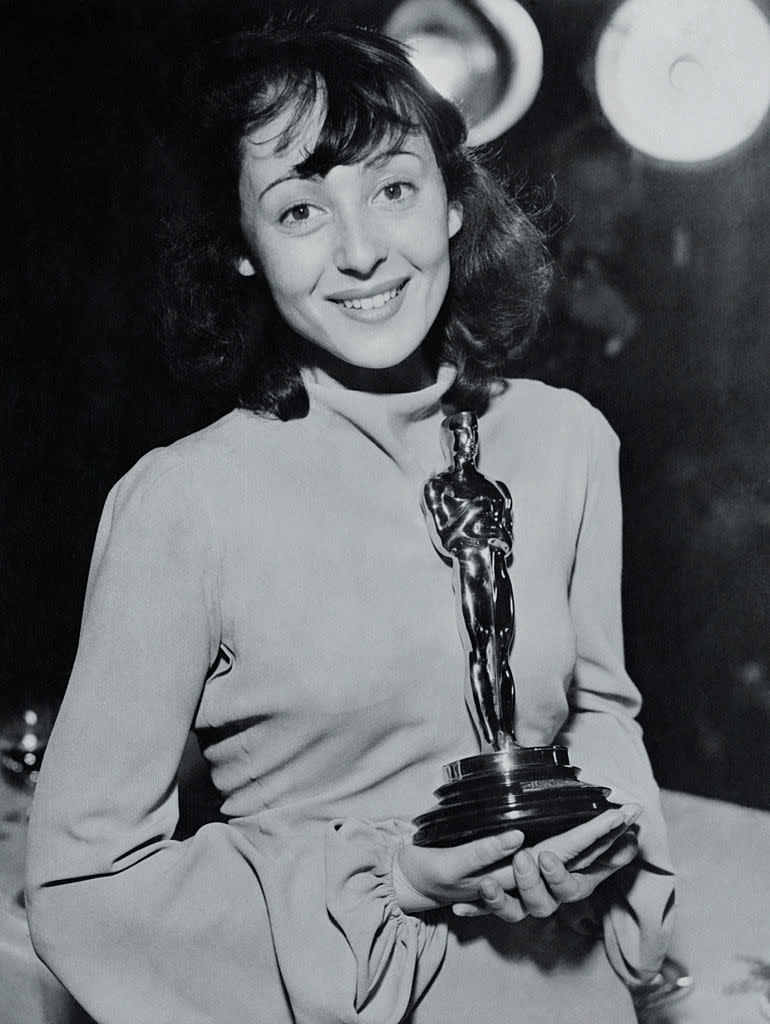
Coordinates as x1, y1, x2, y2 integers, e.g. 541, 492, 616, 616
159, 14, 552, 419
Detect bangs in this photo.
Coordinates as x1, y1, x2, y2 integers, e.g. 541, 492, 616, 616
243, 70, 428, 178
296, 71, 426, 177
236, 31, 464, 179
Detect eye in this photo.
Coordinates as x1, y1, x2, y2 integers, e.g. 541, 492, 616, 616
376, 181, 417, 205
278, 203, 324, 230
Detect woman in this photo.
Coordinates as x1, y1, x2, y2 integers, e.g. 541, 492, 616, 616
25, 17, 674, 1024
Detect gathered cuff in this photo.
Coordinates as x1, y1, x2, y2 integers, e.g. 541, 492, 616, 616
605, 789, 676, 987
601, 851, 676, 989
325, 818, 447, 1018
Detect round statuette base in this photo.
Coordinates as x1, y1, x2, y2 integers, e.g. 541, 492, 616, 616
412, 745, 617, 847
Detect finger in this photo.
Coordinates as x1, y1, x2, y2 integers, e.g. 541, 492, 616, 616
452, 876, 502, 919
477, 876, 528, 923
466, 829, 525, 873
531, 805, 640, 866
452, 901, 492, 918
596, 830, 639, 870
573, 829, 638, 876
537, 851, 588, 904
512, 850, 560, 918
541, 832, 640, 904
560, 823, 634, 872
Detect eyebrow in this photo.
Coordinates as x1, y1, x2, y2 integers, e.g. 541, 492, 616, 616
366, 147, 423, 168
258, 172, 305, 202
257, 149, 425, 203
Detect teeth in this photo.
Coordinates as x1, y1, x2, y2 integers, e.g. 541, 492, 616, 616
340, 284, 403, 310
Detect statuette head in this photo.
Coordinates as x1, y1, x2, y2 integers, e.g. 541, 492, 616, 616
441, 411, 479, 464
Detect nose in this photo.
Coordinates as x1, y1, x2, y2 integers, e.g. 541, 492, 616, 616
334, 209, 386, 278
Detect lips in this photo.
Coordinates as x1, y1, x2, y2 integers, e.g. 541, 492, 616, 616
327, 278, 409, 310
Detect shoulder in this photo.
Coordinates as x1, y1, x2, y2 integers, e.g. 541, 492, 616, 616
495, 377, 614, 430
487, 378, 618, 452
106, 409, 268, 522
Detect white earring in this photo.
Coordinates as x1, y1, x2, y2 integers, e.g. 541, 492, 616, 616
236, 257, 256, 277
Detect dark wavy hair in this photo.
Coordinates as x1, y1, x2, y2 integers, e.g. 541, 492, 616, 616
159, 14, 552, 419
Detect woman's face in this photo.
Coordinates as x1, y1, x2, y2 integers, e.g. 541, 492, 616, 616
237, 100, 462, 386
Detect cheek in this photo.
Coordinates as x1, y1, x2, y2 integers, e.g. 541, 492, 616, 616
413, 229, 452, 306
258, 243, 319, 307
402, 207, 453, 272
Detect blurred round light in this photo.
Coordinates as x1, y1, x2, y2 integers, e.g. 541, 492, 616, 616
595, 0, 770, 163
406, 32, 478, 101
21, 731, 39, 752
386, 0, 543, 145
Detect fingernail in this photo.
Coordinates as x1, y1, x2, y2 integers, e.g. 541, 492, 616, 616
480, 879, 497, 901
621, 804, 643, 826
453, 905, 470, 917
498, 830, 525, 851
513, 850, 534, 873
539, 852, 560, 873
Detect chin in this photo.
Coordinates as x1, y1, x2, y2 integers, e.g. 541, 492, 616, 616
333, 340, 424, 371
352, 352, 419, 371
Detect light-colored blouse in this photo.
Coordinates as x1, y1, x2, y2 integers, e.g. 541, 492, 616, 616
26, 368, 674, 1024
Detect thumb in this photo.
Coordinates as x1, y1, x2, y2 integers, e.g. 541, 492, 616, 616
463, 829, 526, 872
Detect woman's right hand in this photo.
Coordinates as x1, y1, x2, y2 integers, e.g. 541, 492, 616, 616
392, 829, 527, 914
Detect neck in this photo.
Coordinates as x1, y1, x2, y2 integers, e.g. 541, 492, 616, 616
303, 342, 437, 395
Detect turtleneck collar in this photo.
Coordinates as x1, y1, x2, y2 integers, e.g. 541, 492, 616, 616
303, 363, 456, 422
302, 363, 458, 483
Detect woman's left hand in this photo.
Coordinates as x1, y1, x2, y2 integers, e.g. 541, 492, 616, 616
452, 807, 641, 923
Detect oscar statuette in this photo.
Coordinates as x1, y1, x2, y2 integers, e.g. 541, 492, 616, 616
412, 411, 616, 847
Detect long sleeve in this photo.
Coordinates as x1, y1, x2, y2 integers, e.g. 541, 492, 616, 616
25, 449, 446, 1024
557, 408, 675, 988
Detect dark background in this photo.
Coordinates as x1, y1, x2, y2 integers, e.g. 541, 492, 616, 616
2, 0, 768, 809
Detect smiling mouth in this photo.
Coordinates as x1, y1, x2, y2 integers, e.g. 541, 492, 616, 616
331, 281, 408, 311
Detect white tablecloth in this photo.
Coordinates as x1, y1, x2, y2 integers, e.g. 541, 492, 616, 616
657, 789, 770, 1024
0, 781, 91, 1024
2, 777, 768, 1024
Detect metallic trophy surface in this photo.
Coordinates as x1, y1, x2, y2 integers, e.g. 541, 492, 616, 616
413, 411, 615, 847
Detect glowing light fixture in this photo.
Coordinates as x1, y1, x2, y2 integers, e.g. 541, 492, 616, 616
385, 0, 543, 145
595, 0, 770, 163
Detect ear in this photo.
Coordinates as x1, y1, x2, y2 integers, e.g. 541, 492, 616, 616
236, 256, 257, 277
447, 201, 463, 239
